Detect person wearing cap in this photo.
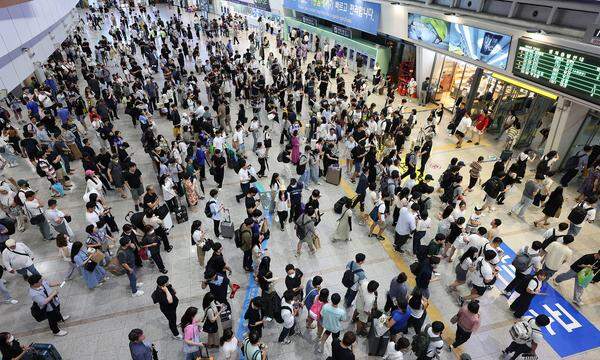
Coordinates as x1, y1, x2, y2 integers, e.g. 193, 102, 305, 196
151, 275, 181, 339
2, 239, 39, 280
117, 237, 144, 297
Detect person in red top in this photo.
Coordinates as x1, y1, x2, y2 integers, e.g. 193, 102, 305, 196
467, 110, 490, 145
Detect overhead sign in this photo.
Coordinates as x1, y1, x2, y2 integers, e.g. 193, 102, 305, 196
332, 24, 352, 39
513, 38, 600, 106
495, 243, 600, 357
408, 13, 511, 69
283, 0, 381, 35
301, 15, 318, 27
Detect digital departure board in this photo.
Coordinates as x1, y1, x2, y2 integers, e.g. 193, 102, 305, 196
513, 38, 600, 105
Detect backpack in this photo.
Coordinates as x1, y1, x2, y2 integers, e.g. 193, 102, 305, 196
242, 338, 262, 360
483, 177, 502, 198
567, 203, 593, 225
411, 325, 440, 357
515, 275, 538, 294
295, 217, 309, 239
13, 191, 24, 206
511, 246, 532, 273
334, 196, 350, 214
381, 178, 394, 198
509, 318, 535, 341
476, 259, 497, 285
564, 152, 585, 170
417, 197, 430, 217
274, 305, 291, 324
35, 161, 47, 178
440, 185, 459, 203
369, 203, 382, 222
204, 200, 215, 218
405, 152, 416, 167
409, 261, 421, 276
234, 228, 251, 248
541, 229, 563, 250
341, 264, 363, 288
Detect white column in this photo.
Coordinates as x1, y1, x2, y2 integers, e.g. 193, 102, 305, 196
544, 97, 589, 158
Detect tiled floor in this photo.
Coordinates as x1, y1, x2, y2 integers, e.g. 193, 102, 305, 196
0, 4, 599, 360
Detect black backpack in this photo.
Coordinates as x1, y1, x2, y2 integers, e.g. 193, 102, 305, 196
484, 177, 503, 198
515, 275, 537, 294
204, 200, 215, 218
542, 229, 563, 250
342, 265, 363, 288
35, 161, 47, 178
274, 305, 291, 324
564, 152, 585, 170
567, 203, 593, 225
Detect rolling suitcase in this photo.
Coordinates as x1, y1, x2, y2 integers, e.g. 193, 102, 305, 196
220, 210, 235, 239
326, 165, 341, 185
29, 343, 63, 359
175, 206, 188, 224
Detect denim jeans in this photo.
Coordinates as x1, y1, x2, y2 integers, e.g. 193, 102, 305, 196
0, 279, 13, 300
555, 269, 585, 303
310, 165, 320, 183
567, 223, 582, 237
511, 196, 534, 218
16, 264, 41, 280
127, 268, 138, 293
300, 169, 310, 188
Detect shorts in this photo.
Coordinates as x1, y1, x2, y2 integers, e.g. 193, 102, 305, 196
353, 161, 361, 173
472, 284, 487, 296
324, 330, 340, 339
130, 186, 144, 200
483, 195, 496, 207
455, 130, 465, 138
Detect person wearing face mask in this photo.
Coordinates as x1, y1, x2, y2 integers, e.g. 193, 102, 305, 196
284, 263, 304, 301
28, 274, 70, 336
0, 332, 29, 360
142, 225, 168, 274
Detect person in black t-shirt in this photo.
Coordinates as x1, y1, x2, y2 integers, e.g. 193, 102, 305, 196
331, 331, 356, 360
123, 163, 144, 211
151, 275, 180, 339
245, 187, 259, 216
0, 332, 27, 360
244, 297, 264, 338
210, 149, 226, 188
284, 264, 304, 301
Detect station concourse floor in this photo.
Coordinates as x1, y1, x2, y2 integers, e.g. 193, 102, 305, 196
0, 5, 599, 360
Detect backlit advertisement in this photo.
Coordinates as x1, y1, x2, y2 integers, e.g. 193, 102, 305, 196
448, 23, 512, 69
407, 13, 450, 50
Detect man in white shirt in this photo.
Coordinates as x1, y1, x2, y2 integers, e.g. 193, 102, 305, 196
466, 227, 488, 253
232, 125, 246, 154
2, 239, 40, 280
24, 191, 53, 241
543, 235, 574, 279
235, 160, 251, 203
212, 130, 226, 152
46, 199, 74, 239
394, 203, 418, 253
503, 241, 543, 296
502, 315, 549, 360
368, 196, 387, 242
278, 290, 298, 345
454, 113, 472, 148
461, 249, 497, 302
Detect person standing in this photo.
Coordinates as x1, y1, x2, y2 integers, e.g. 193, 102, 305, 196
151, 275, 181, 339
318, 292, 347, 353
449, 300, 480, 350
394, 203, 418, 253
454, 112, 472, 148
128, 328, 154, 360
560, 145, 591, 187
2, 239, 40, 280
331, 331, 356, 359
542, 235, 574, 280
45, 199, 74, 239
419, 77, 430, 106
117, 237, 144, 297
207, 189, 225, 239
510, 270, 547, 318
28, 274, 69, 336
278, 290, 298, 345
466, 157, 484, 192
332, 198, 353, 242
343, 253, 366, 307
502, 241, 543, 297
211, 149, 226, 189
354, 280, 379, 336
416, 321, 445, 360
23, 191, 53, 241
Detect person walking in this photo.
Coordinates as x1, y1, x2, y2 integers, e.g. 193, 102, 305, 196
331, 331, 357, 360
28, 274, 69, 336
510, 270, 547, 318
317, 292, 347, 353
45, 199, 74, 239
151, 275, 181, 339
542, 235, 574, 280
560, 145, 591, 187
277, 290, 298, 345
533, 186, 564, 227
332, 198, 353, 242
554, 251, 600, 306
508, 176, 543, 221
128, 328, 155, 360
343, 253, 366, 307
500, 315, 550, 360
1, 239, 40, 280
23, 191, 53, 241
449, 300, 480, 350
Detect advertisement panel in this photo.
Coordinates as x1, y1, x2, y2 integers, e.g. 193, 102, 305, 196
407, 13, 450, 50
448, 23, 512, 69
283, 0, 381, 35
224, 0, 271, 12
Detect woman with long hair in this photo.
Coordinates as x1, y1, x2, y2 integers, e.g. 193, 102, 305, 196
180, 307, 206, 360
534, 186, 564, 227
448, 246, 479, 291
202, 292, 223, 348
191, 220, 209, 266
70, 241, 107, 289
219, 328, 239, 359
407, 289, 429, 334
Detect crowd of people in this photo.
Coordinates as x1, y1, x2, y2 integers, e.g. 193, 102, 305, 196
0, 1, 599, 360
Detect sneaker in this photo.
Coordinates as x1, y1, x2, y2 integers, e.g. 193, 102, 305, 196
218, 236, 224, 240
54, 330, 68, 336
132, 290, 145, 297
552, 278, 559, 286
4, 299, 18, 304
62, 315, 70, 321
159, 269, 168, 274
502, 290, 511, 297
173, 334, 183, 340
281, 338, 292, 345
264, 317, 272, 322
137, 282, 144, 287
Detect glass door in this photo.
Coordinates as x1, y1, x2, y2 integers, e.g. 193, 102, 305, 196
515, 95, 555, 148
562, 112, 600, 169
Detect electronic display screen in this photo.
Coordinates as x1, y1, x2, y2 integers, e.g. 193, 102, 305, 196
448, 23, 512, 69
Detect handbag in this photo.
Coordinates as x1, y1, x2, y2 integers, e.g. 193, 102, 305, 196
201, 309, 218, 333
264, 138, 272, 147
89, 250, 105, 264
64, 215, 72, 222
156, 204, 169, 219
84, 260, 98, 272
30, 213, 45, 225
577, 264, 599, 288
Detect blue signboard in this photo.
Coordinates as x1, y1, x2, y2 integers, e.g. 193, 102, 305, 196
448, 23, 511, 69
283, 0, 381, 35
224, 0, 271, 12
495, 243, 600, 357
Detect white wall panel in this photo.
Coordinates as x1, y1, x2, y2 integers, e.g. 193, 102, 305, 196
0, 7, 22, 55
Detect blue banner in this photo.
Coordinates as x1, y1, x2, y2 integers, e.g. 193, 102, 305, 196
283, 0, 381, 35
496, 243, 600, 357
